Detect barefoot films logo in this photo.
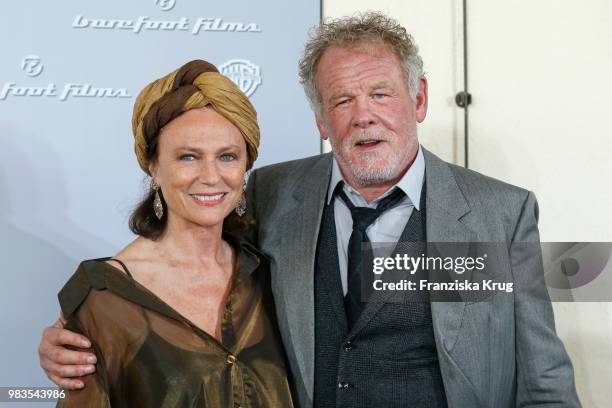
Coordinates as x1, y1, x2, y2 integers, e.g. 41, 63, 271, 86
0, 56, 131, 101
72, 0, 261, 35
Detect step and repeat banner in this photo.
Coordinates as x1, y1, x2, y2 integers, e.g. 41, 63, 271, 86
0, 0, 320, 396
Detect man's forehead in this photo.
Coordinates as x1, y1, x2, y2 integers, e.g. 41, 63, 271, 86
316, 41, 403, 83
324, 40, 396, 59
318, 47, 402, 88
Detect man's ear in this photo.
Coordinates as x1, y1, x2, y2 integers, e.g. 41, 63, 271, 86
415, 77, 428, 123
316, 115, 329, 140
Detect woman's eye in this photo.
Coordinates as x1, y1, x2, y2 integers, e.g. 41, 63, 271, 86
220, 154, 236, 162
179, 154, 196, 161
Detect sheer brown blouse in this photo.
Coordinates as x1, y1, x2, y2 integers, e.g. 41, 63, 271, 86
56, 238, 293, 408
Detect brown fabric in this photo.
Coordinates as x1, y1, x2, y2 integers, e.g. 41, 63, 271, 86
132, 59, 260, 174
56, 237, 293, 408
171, 60, 219, 90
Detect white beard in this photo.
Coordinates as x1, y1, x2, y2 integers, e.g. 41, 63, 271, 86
329, 129, 410, 187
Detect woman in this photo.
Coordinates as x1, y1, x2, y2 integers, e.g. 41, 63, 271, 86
56, 60, 293, 407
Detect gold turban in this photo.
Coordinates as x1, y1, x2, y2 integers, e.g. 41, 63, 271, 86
132, 60, 260, 174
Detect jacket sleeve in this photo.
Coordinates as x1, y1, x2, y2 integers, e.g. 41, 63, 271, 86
511, 191, 581, 407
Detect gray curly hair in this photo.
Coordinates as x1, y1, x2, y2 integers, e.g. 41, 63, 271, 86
299, 11, 424, 117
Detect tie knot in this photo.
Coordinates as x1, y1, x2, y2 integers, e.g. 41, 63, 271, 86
337, 187, 406, 233
350, 207, 382, 232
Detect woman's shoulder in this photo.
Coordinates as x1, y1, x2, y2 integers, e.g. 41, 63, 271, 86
57, 237, 173, 323
58, 237, 152, 312
58, 258, 123, 320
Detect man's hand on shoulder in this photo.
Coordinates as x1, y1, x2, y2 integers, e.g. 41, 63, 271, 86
38, 316, 97, 390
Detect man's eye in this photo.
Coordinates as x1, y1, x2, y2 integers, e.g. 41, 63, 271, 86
373, 93, 388, 99
179, 154, 196, 161
336, 99, 350, 107
220, 154, 236, 162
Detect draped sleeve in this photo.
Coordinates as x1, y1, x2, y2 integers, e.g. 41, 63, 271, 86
56, 261, 112, 407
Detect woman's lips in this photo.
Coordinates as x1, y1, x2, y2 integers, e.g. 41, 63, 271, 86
189, 193, 227, 206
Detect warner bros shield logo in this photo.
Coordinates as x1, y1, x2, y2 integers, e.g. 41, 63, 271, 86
219, 59, 262, 97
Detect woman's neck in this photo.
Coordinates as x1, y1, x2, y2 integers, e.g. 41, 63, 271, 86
154, 217, 230, 268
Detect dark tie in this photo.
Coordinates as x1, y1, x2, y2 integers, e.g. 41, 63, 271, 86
337, 186, 406, 329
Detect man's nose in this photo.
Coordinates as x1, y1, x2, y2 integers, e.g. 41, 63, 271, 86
351, 98, 377, 128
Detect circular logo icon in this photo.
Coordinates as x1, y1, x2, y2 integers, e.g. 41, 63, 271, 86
155, 0, 176, 11
219, 59, 262, 98
545, 242, 612, 290
22, 55, 44, 77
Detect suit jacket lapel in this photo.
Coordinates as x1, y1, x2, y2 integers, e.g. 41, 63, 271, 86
268, 153, 333, 403
423, 148, 474, 352
423, 149, 486, 405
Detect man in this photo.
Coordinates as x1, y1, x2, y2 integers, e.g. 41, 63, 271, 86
39, 12, 579, 407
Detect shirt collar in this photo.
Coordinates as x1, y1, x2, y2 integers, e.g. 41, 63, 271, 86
326, 144, 425, 210
222, 231, 263, 280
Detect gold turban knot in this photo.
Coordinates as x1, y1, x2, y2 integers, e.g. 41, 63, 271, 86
132, 60, 260, 174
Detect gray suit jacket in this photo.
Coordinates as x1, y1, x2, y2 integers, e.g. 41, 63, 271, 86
246, 148, 580, 408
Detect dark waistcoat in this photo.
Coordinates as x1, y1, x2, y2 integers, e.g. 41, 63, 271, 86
313, 187, 448, 408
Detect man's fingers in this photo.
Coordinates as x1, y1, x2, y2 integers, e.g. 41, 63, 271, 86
44, 326, 91, 349
39, 328, 96, 367
49, 374, 84, 390
61, 364, 96, 377
57, 329, 91, 349
38, 323, 96, 384
48, 346, 97, 366
45, 361, 96, 378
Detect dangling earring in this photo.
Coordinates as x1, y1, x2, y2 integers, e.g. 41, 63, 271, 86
150, 179, 164, 220
235, 180, 247, 216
